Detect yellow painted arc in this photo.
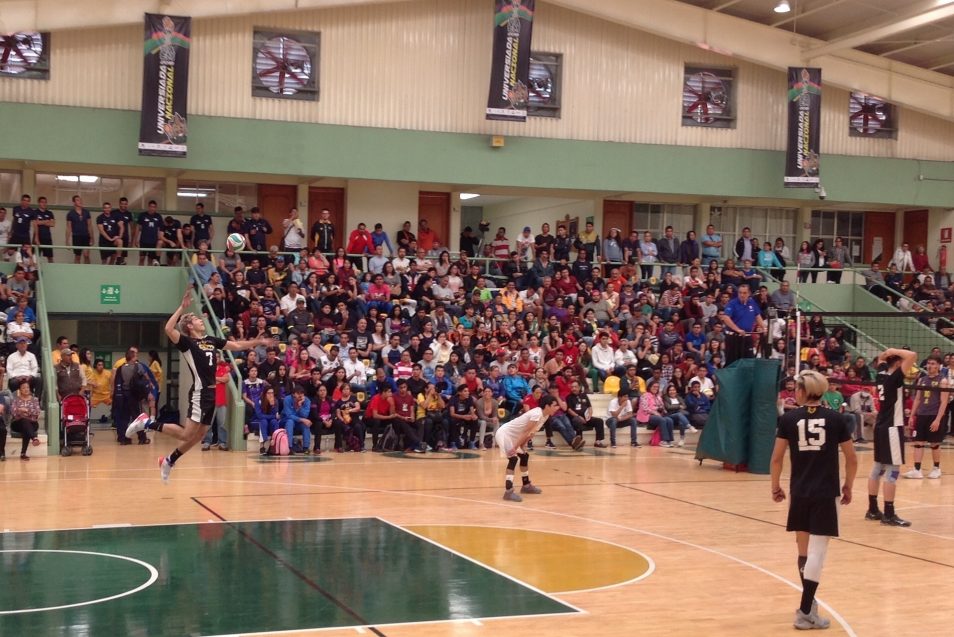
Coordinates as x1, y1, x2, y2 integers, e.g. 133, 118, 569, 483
406, 525, 652, 594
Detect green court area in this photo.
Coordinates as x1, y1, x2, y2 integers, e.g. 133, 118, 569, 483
0, 518, 576, 635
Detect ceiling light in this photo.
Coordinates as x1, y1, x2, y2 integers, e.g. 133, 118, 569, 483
55, 175, 79, 182
79, 175, 99, 183
177, 191, 208, 198
774, 0, 791, 13
459, 193, 480, 200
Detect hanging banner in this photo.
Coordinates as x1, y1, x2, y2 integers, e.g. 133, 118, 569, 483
485, 1, 536, 122
139, 14, 191, 157
784, 67, 822, 188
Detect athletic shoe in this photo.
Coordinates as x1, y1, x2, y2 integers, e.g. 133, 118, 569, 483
865, 509, 883, 521
526, 440, 534, 450
125, 412, 152, 439
259, 446, 267, 456
448, 443, 458, 451
468, 441, 478, 450
677, 438, 685, 447
217, 443, 228, 451
660, 441, 673, 448
688, 426, 698, 433
158, 456, 172, 484
927, 467, 942, 479
520, 483, 542, 494
414, 445, 426, 454
793, 608, 829, 630
630, 441, 639, 447
201, 442, 211, 451
881, 514, 912, 527
902, 469, 923, 479
503, 489, 523, 502
571, 434, 584, 450
545, 440, 556, 449
594, 441, 606, 448
854, 437, 867, 443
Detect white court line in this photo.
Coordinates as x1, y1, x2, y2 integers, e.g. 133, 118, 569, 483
0, 549, 158, 615
401, 523, 656, 594
376, 517, 585, 614
4, 475, 858, 636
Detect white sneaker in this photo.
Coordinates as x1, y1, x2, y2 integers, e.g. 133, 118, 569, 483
660, 441, 673, 448
927, 467, 942, 479
903, 469, 924, 479
794, 608, 830, 630
125, 413, 152, 439
688, 426, 698, 433
677, 438, 685, 447
158, 456, 173, 484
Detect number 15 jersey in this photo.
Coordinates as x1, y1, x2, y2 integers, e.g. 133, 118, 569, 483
777, 405, 851, 499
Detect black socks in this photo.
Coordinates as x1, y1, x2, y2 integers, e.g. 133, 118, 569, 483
800, 580, 819, 615
868, 495, 879, 514
168, 448, 183, 466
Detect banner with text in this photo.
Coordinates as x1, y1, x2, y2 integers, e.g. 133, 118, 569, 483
784, 67, 821, 188
485, 0, 536, 122
139, 13, 191, 157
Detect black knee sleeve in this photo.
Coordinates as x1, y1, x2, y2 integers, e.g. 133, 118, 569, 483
518, 452, 529, 467
506, 456, 519, 471
931, 444, 941, 450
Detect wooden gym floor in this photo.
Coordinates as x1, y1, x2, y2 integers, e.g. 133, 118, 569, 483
1, 432, 952, 636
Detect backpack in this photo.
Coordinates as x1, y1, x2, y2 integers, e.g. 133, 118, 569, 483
127, 364, 152, 401
375, 424, 400, 452
345, 430, 362, 452
269, 429, 290, 456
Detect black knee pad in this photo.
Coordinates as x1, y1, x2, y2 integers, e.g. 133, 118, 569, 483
931, 444, 941, 451
506, 456, 519, 470
518, 452, 529, 466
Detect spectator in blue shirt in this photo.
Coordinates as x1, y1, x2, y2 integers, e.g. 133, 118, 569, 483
684, 322, 707, 360
721, 284, 764, 364
282, 385, 312, 454
501, 364, 530, 413
192, 251, 217, 286
370, 223, 394, 255
685, 381, 711, 429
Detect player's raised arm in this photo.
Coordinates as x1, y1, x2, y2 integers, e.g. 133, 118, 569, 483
164, 290, 192, 344
224, 336, 277, 352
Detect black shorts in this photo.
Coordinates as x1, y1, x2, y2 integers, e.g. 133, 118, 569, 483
914, 414, 946, 444
37, 245, 53, 258
874, 425, 905, 465
98, 237, 116, 258
140, 242, 158, 261
186, 387, 216, 427
787, 496, 839, 537
71, 235, 90, 256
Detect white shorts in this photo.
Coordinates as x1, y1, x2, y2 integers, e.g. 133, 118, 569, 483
494, 428, 522, 459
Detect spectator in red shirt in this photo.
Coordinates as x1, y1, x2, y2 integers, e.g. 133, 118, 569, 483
202, 356, 232, 451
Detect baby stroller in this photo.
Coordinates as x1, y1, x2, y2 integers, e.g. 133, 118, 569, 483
60, 394, 93, 456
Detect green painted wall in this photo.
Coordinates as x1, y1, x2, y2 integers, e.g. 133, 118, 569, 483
3, 103, 954, 207
41, 262, 185, 315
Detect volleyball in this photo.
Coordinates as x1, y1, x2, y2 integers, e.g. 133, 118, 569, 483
227, 233, 246, 251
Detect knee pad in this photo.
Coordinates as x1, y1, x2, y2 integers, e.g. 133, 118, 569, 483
869, 462, 886, 481
506, 456, 519, 470
886, 466, 900, 484
913, 443, 924, 449
518, 452, 529, 466
803, 535, 830, 582
931, 444, 941, 451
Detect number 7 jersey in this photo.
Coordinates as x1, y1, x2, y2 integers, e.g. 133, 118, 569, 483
777, 405, 852, 498
176, 334, 228, 393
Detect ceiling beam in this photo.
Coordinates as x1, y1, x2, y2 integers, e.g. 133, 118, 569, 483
804, 1, 954, 58
547, 0, 954, 122
926, 52, 954, 70
770, 0, 852, 28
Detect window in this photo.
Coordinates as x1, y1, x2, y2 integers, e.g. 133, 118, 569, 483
0, 171, 22, 203
713, 206, 798, 259
77, 320, 162, 349
252, 29, 320, 101
848, 92, 896, 139
0, 32, 50, 80
682, 65, 735, 129
177, 182, 257, 214
36, 174, 164, 209
632, 203, 695, 237
811, 210, 864, 263
528, 52, 562, 118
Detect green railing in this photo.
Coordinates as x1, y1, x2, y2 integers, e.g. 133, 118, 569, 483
34, 262, 60, 451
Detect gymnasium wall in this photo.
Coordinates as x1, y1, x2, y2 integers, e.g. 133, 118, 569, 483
2, 0, 954, 161
481, 197, 597, 243
345, 180, 422, 246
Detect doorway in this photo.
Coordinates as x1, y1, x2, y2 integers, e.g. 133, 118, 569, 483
603, 200, 633, 238
862, 211, 895, 264
903, 209, 929, 251
258, 184, 297, 248
308, 187, 346, 251
419, 192, 450, 248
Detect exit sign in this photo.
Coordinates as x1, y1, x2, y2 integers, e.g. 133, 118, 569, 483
100, 284, 121, 304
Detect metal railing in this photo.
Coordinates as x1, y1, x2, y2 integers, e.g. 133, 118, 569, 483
33, 261, 60, 451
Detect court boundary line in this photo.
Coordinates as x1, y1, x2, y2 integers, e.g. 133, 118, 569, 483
376, 517, 585, 614
617, 484, 954, 568
191, 499, 388, 637
401, 523, 656, 594
0, 549, 158, 615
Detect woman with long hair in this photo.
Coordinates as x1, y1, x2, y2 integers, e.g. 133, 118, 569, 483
796, 242, 814, 284
311, 384, 337, 454
811, 239, 827, 283
256, 385, 281, 455
636, 380, 675, 447
663, 383, 692, 446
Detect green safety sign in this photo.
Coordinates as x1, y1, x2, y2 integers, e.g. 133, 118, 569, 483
100, 284, 121, 304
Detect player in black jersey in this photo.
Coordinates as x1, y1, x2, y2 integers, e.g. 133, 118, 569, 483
903, 355, 950, 480
867, 348, 917, 527
771, 370, 857, 631
126, 290, 274, 482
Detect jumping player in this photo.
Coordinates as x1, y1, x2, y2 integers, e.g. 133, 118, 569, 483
494, 394, 559, 502
126, 290, 274, 482
771, 370, 857, 630
903, 355, 950, 480
868, 347, 917, 526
